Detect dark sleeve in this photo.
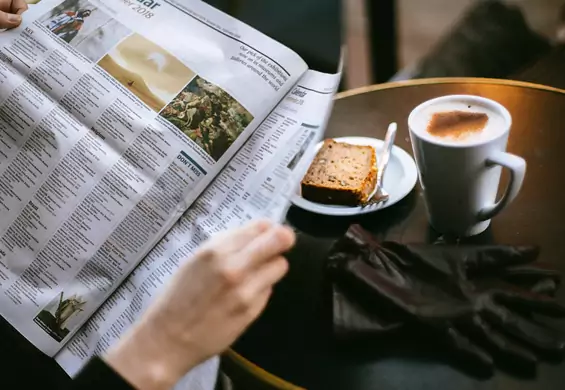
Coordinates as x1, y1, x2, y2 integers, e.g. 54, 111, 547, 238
69, 356, 133, 390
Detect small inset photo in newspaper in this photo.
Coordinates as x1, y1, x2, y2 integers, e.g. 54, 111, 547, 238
97, 33, 196, 112
160, 76, 254, 161
37, 0, 132, 62
33, 291, 87, 342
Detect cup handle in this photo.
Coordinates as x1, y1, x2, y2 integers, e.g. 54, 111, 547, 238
477, 151, 526, 221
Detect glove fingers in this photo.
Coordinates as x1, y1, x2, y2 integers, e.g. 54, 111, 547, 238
444, 326, 494, 371
530, 278, 559, 296
463, 246, 540, 276
469, 315, 537, 365
502, 263, 561, 279
483, 302, 565, 354
394, 244, 539, 278
494, 290, 565, 318
501, 263, 561, 289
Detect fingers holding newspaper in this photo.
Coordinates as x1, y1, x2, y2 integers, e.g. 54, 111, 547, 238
105, 219, 296, 390
0, 0, 28, 29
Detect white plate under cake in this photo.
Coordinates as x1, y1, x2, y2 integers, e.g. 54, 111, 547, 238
291, 136, 418, 216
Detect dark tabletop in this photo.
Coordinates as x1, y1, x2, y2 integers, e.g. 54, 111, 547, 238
233, 79, 565, 390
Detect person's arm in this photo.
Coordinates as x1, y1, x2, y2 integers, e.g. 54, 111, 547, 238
70, 357, 134, 390
70, 220, 294, 390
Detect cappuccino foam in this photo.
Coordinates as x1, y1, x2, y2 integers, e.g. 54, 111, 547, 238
414, 100, 506, 145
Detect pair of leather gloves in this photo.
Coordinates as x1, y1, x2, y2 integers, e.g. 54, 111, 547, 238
327, 224, 565, 373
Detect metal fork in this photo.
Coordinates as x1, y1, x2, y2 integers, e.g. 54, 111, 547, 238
363, 122, 397, 207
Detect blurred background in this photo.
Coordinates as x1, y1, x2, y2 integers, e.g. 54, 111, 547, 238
343, 0, 565, 89
210, 0, 565, 91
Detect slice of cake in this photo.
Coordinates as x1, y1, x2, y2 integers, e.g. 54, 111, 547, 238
301, 139, 377, 206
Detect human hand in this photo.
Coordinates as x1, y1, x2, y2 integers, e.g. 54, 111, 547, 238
105, 219, 296, 390
0, 0, 27, 29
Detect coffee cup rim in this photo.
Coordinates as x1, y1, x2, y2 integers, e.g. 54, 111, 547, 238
408, 94, 512, 148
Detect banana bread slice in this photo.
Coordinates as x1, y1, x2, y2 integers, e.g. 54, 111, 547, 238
301, 139, 377, 206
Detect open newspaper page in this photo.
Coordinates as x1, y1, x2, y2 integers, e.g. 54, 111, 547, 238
0, 0, 308, 355
55, 69, 340, 389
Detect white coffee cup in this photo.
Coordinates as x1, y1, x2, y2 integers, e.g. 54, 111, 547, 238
408, 95, 526, 237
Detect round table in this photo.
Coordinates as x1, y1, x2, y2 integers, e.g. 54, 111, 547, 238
230, 78, 565, 390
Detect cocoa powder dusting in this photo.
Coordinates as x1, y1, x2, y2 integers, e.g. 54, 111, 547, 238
426, 111, 489, 139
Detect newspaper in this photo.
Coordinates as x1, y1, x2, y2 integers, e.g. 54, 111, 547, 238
0, 0, 341, 384
57, 68, 339, 389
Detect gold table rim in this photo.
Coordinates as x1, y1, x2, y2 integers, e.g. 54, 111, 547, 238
336, 77, 565, 99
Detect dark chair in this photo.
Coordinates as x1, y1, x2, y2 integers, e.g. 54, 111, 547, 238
512, 45, 565, 90
365, 0, 398, 83
206, 0, 403, 88
204, 0, 343, 74
389, 0, 554, 83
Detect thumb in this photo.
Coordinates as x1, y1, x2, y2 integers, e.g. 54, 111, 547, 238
0, 11, 22, 29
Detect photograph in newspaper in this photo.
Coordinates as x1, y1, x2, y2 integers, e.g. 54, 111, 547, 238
97, 33, 196, 112
160, 76, 254, 161
34, 291, 88, 342
37, 0, 131, 62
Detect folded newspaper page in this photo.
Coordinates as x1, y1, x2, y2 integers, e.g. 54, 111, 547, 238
55, 68, 341, 389
0, 0, 312, 355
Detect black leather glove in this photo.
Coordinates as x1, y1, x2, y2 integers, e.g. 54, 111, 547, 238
328, 225, 565, 372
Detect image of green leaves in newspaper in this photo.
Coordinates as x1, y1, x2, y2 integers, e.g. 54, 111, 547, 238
34, 292, 87, 342
160, 76, 254, 161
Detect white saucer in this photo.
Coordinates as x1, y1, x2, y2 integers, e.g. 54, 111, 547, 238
291, 136, 418, 216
